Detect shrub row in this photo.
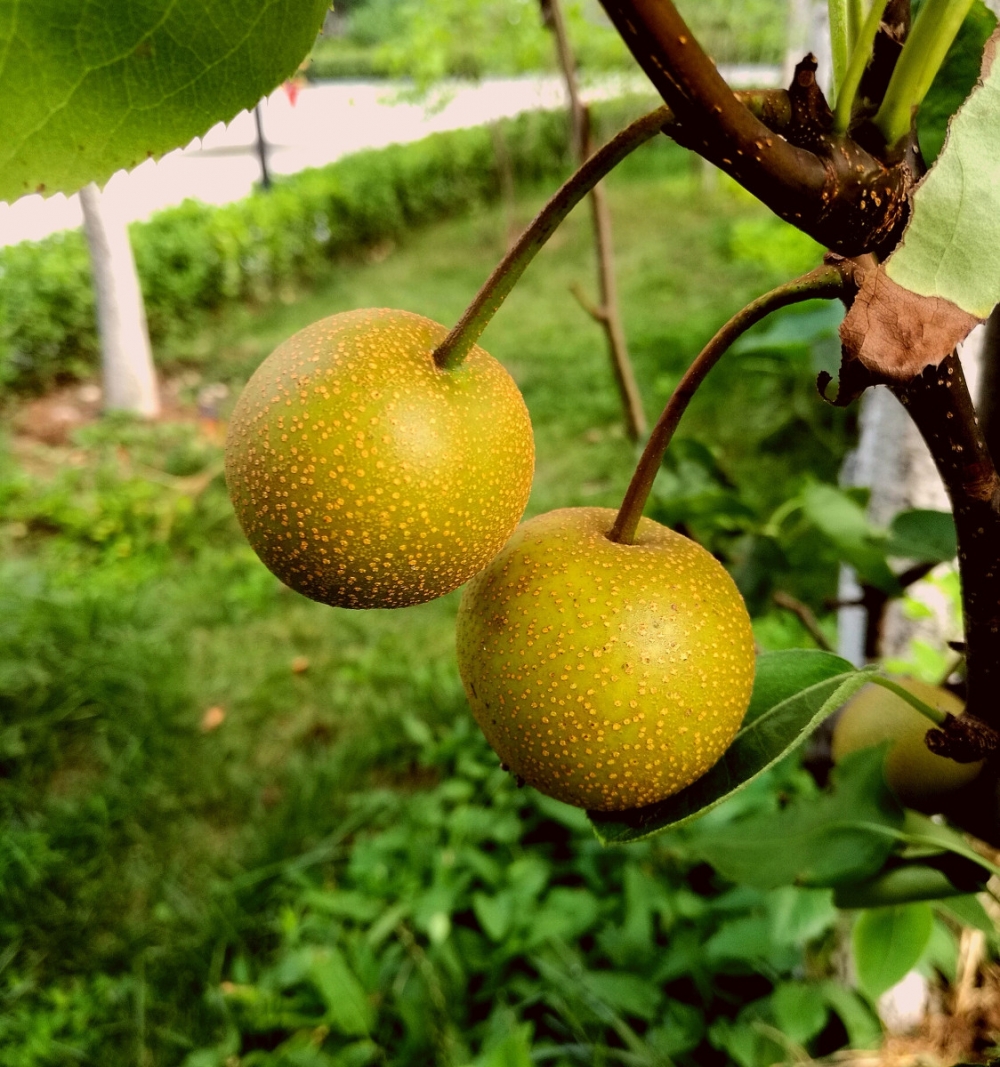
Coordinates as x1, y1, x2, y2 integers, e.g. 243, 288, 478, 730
0, 99, 656, 399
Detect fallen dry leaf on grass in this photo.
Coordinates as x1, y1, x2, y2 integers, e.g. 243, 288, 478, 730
200, 705, 226, 732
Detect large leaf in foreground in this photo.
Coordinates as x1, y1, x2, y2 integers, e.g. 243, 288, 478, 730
0, 0, 329, 203
688, 747, 903, 889
588, 651, 866, 845
886, 28, 1000, 318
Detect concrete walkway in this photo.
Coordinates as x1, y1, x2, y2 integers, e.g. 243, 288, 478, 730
0, 69, 779, 249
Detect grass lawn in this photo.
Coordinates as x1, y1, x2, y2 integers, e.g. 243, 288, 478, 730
0, 139, 857, 1064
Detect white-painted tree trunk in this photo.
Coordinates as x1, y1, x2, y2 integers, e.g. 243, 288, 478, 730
79, 182, 160, 418
784, 0, 832, 92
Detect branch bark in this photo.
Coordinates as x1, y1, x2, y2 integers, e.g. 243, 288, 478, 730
977, 305, 1000, 467
597, 0, 911, 256
891, 353, 1000, 728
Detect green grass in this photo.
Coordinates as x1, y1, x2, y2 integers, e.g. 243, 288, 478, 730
0, 144, 858, 1064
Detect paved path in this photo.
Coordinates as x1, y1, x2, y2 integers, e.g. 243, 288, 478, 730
0, 69, 779, 249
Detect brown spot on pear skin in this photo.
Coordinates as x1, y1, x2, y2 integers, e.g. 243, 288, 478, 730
456, 507, 756, 812
225, 308, 535, 609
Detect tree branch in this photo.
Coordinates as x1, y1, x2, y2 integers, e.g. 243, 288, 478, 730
597, 0, 911, 257
542, 0, 647, 440
773, 591, 833, 651
569, 282, 607, 323
891, 353, 1000, 729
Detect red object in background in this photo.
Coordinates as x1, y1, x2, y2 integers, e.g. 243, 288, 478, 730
282, 79, 302, 107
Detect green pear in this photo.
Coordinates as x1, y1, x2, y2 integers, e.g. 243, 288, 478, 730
456, 506, 756, 811
226, 308, 534, 608
832, 677, 983, 811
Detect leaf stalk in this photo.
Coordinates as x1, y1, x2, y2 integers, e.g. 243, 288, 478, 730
868, 675, 948, 725
874, 0, 976, 147
834, 0, 891, 132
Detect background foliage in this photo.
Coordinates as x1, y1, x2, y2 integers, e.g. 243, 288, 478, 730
0, 124, 920, 1063
308, 0, 789, 82
3, 1, 997, 1061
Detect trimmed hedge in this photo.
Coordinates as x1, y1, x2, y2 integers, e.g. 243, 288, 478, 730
0, 100, 660, 399
1, 107, 584, 396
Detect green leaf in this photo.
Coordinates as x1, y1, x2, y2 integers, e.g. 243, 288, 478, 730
853, 903, 935, 999
743, 650, 856, 725
886, 28, 1000, 318
817, 981, 883, 1050
582, 971, 663, 1021
646, 1000, 705, 1058
310, 947, 375, 1037
771, 982, 828, 1045
706, 914, 799, 971
0, 0, 329, 203
896, 810, 1000, 881
835, 861, 982, 908
768, 886, 839, 945
918, 1, 998, 164
886, 509, 957, 563
708, 1015, 786, 1067
937, 894, 998, 936
473, 891, 514, 942
477, 1024, 534, 1067
800, 484, 901, 594
920, 915, 959, 983
588, 651, 864, 845
689, 747, 904, 889
528, 887, 600, 945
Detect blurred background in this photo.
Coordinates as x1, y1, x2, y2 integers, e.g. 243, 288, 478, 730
1, 1, 996, 1064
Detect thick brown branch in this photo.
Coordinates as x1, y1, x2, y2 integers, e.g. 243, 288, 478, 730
736, 89, 792, 132
597, 0, 911, 257
891, 354, 1000, 729
978, 306, 1000, 466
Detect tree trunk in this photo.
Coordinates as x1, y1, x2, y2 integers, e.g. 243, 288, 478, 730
79, 182, 160, 418
541, 0, 647, 441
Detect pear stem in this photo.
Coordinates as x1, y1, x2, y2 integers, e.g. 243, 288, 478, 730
607, 265, 846, 546
433, 106, 674, 370
868, 676, 948, 725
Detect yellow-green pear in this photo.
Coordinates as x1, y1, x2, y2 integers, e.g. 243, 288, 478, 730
456, 507, 756, 811
226, 308, 534, 608
832, 677, 983, 811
